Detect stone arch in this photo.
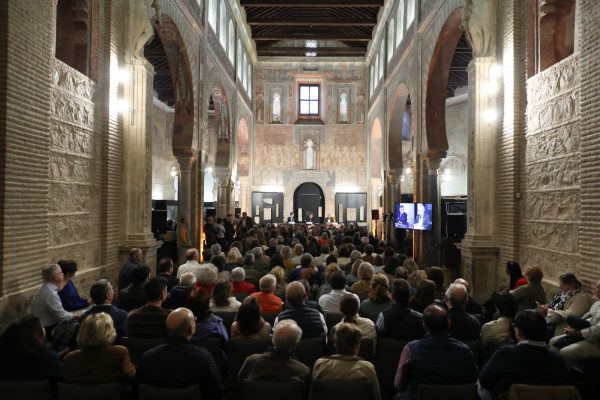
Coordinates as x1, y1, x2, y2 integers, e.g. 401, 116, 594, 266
387, 83, 411, 170
237, 118, 250, 177
370, 118, 383, 178
421, 0, 464, 160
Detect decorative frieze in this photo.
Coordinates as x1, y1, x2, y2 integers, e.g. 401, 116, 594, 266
524, 190, 580, 221
526, 55, 579, 106
525, 222, 578, 253
525, 123, 580, 163
525, 156, 579, 190
50, 120, 94, 156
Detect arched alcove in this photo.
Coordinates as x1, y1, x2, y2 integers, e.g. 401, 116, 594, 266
294, 182, 325, 223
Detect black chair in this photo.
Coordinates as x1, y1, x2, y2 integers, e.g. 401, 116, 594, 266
234, 292, 249, 302
296, 337, 326, 369
583, 358, 600, 400
310, 379, 374, 400
214, 311, 237, 338
375, 339, 406, 395
122, 337, 165, 364
358, 338, 375, 362
324, 312, 343, 333
418, 383, 477, 400
57, 383, 128, 400
0, 380, 53, 400
226, 339, 271, 400
138, 384, 202, 400
242, 379, 305, 400
262, 312, 279, 327
191, 336, 227, 375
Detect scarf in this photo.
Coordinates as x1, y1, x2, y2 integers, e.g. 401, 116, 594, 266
549, 288, 581, 311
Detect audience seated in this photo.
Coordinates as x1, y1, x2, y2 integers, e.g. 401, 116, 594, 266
165, 271, 197, 309
238, 319, 310, 383
481, 291, 518, 354
232, 296, 272, 339
505, 261, 528, 290
510, 266, 547, 311
313, 323, 382, 400
360, 273, 393, 322
426, 266, 446, 302
445, 282, 481, 341
284, 278, 320, 310
454, 278, 483, 315
332, 295, 376, 340
351, 262, 375, 301
31, 264, 74, 338
224, 247, 243, 273
316, 263, 342, 300
319, 270, 360, 314
277, 281, 327, 339
57, 259, 89, 311
290, 253, 318, 284
137, 308, 224, 400
126, 277, 171, 339
550, 279, 600, 369
242, 253, 262, 287
156, 257, 178, 291
345, 251, 364, 286
176, 248, 202, 280
537, 272, 592, 337
81, 279, 128, 340
404, 259, 427, 288
118, 264, 151, 312
250, 274, 283, 313
251, 246, 270, 274
313, 245, 331, 268
0, 315, 63, 381
231, 266, 256, 295
376, 279, 425, 341
118, 247, 143, 291
408, 279, 436, 314
270, 266, 288, 299
210, 279, 241, 312
187, 289, 229, 344
281, 246, 295, 272
478, 310, 570, 400
196, 264, 218, 294
393, 304, 478, 400
63, 312, 135, 384
362, 244, 376, 265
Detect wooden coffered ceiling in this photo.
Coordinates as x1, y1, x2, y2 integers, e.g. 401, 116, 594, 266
240, 0, 383, 58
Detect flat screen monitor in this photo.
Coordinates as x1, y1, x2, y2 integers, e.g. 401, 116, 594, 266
394, 202, 433, 231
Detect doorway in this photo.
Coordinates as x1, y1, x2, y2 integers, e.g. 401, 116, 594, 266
293, 182, 324, 223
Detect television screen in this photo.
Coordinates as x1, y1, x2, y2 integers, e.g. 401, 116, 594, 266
394, 202, 433, 231
394, 203, 415, 229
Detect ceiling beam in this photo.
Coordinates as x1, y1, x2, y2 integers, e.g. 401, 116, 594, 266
241, 0, 383, 7
257, 47, 366, 56
248, 18, 376, 27
253, 33, 372, 41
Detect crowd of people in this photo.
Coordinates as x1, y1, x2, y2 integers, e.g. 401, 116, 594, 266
1, 221, 599, 400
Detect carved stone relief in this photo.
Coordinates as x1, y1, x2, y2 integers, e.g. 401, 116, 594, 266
525, 222, 578, 253
524, 190, 580, 221
525, 157, 579, 190
526, 91, 578, 133
525, 123, 580, 163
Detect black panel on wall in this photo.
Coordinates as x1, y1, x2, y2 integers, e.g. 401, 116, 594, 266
251, 192, 284, 224
335, 192, 368, 224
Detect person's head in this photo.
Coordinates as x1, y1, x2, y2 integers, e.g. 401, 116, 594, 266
423, 304, 450, 336
454, 278, 472, 296
211, 244, 222, 256
293, 244, 304, 256
300, 253, 313, 268
58, 259, 78, 281
179, 271, 196, 286
559, 272, 582, 292
325, 254, 338, 266
506, 261, 523, 278
514, 309, 547, 342
285, 281, 307, 307
525, 266, 543, 284
187, 289, 212, 319
185, 248, 200, 262
350, 250, 362, 263
76, 312, 116, 349
227, 247, 242, 264
492, 291, 518, 319
206, 215, 214, 224
197, 266, 218, 286
251, 246, 264, 260
400, 205, 405, 213
329, 270, 347, 290
340, 295, 360, 322
280, 246, 292, 259
358, 262, 375, 282
333, 323, 362, 356
89, 279, 114, 305
373, 255, 384, 267
368, 273, 392, 303
212, 279, 233, 307
290, 211, 294, 217
259, 274, 276, 293
180, 216, 187, 224
157, 257, 174, 275
391, 278, 411, 304
235, 296, 263, 336
395, 266, 408, 279
0, 315, 47, 357
129, 247, 143, 263
269, 266, 286, 287
145, 277, 168, 304
427, 266, 444, 292
403, 259, 419, 273
244, 253, 255, 267
445, 282, 468, 309
320, 245, 330, 256
211, 255, 226, 272
364, 244, 374, 256
166, 307, 196, 339
411, 279, 436, 307
41, 264, 64, 288
230, 267, 246, 283
272, 319, 302, 353
131, 264, 151, 284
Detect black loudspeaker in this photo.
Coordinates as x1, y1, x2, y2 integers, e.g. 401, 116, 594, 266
235, 207, 241, 216
371, 209, 380, 220
206, 208, 216, 218
152, 200, 167, 211
446, 214, 467, 237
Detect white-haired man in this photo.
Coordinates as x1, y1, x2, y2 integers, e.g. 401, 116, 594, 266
250, 274, 283, 313
31, 264, 75, 334
231, 267, 256, 295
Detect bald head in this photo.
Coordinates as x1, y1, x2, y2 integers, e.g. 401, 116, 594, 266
285, 281, 306, 307
423, 304, 449, 335
454, 278, 471, 294
273, 319, 302, 352
446, 282, 468, 309
166, 307, 196, 339
185, 248, 199, 261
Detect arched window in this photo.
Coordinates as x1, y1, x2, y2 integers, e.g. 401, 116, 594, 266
302, 138, 319, 170
219, 1, 227, 47
208, 0, 217, 30
387, 19, 395, 61
272, 91, 281, 123
228, 20, 235, 61
396, 1, 404, 47
55, 0, 91, 76
236, 39, 242, 79
339, 92, 348, 123
406, 0, 415, 28
247, 64, 252, 95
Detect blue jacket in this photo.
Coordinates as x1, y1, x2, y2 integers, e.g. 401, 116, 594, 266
58, 280, 89, 311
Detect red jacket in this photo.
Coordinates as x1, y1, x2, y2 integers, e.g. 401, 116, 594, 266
232, 280, 256, 295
